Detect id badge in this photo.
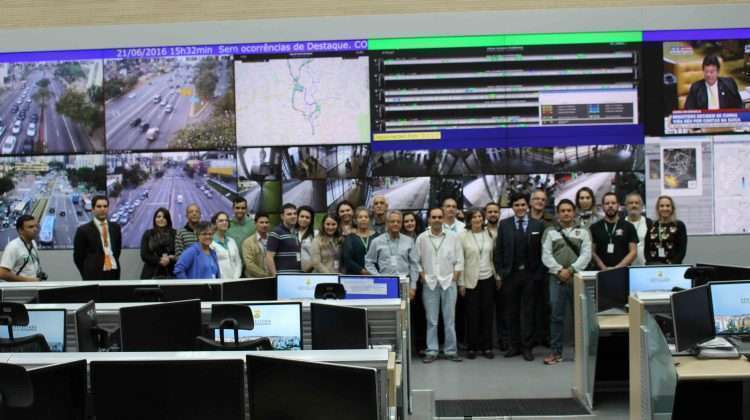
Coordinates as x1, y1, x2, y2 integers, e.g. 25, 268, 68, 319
333, 260, 340, 270
606, 243, 614, 254
296, 253, 301, 262
658, 247, 666, 258
390, 256, 399, 267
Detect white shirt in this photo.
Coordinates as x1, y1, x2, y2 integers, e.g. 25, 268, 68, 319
211, 236, 242, 279
628, 216, 648, 266
706, 81, 720, 110
414, 229, 464, 290
443, 219, 465, 234
93, 219, 118, 270
0, 237, 40, 279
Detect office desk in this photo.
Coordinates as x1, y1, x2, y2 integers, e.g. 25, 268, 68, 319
0, 279, 221, 302
598, 314, 629, 331
674, 356, 750, 381
5, 349, 394, 420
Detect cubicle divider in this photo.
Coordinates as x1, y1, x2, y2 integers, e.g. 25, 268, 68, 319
573, 273, 600, 412
4, 349, 395, 420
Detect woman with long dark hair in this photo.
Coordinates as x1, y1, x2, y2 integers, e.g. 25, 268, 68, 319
336, 200, 355, 236
310, 214, 342, 273
575, 186, 600, 229
140, 208, 177, 279
296, 205, 316, 272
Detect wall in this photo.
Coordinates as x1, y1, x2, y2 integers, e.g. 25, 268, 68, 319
1, 3, 749, 280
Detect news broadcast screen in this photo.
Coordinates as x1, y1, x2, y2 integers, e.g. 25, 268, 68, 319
662, 40, 750, 134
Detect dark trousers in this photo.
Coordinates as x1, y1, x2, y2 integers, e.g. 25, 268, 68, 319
504, 269, 536, 350
464, 276, 495, 351
533, 268, 550, 345
495, 283, 509, 347
410, 281, 427, 353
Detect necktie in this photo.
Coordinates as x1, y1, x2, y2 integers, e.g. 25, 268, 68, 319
708, 84, 719, 109
101, 222, 113, 271
516, 218, 523, 233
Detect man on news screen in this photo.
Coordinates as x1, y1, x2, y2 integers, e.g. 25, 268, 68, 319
684, 54, 743, 110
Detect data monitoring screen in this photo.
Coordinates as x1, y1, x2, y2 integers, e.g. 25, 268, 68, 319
276, 273, 340, 300
370, 42, 641, 146
629, 265, 691, 293
710, 281, 750, 336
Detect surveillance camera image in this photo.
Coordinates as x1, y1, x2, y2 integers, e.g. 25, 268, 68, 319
240, 180, 281, 214
107, 150, 237, 247
477, 148, 555, 174
553, 144, 644, 172
237, 147, 281, 181
281, 145, 370, 179
0, 60, 105, 154
0, 154, 105, 250
282, 179, 326, 212
104, 56, 235, 151
365, 177, 430, 210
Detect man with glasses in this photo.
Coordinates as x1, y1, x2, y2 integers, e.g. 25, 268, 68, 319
0, 215, 44, 282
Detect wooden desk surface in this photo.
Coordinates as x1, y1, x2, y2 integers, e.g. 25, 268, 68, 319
598, 314, 629, 331
674, 356, 750, 381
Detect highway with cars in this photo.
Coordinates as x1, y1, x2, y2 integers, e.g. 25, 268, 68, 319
113, 167, 233, 248
0, 65, 99, 154
105, 60, 230, 151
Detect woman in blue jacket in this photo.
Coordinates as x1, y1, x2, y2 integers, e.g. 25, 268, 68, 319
174, 222, 221, 279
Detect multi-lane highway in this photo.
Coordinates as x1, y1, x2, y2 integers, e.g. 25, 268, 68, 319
0, 66, 99, 154
106, 60, 230, 151
114, 167, 233, 248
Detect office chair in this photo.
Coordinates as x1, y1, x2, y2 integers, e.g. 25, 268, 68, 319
0, 363, 34, 415
314, 283, 346, 299
0, 302, 51, 353
75, 301, 119, 352
195, 304, 272, 351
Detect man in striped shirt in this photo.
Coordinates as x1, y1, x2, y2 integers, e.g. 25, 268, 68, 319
265, 203, 301, 275
175, 204, 201, 257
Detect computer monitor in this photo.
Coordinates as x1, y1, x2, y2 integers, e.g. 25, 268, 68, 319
311, 303, 368, 350
339, 275, 400, 299
91, 359, 245, 420
5, 360, 87, 420
74, 300, 98, 352
595, 267, 629, 312
161, 284, 220, 301
629, 265, 691, 293
709, 281, 750, 336
695, 263, 750, 286
246, 354, 379, 420
277, 273, 339, 300
671, 285, 715, 352
214, 302, 303, 350
0, 309, 66, 352
222, 277, 277, 301
119, 299, 202, 351
37, 285, 99, 303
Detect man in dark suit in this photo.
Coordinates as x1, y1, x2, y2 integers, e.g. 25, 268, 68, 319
684, 54, 743, 110
494, 192, 545, 361
74, 195, 122, 281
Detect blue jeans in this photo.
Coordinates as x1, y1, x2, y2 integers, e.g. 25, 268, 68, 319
422, 282, 458, 355
549, 274, 573, 355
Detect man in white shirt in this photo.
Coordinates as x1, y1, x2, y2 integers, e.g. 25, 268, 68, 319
441, 197, 465, 233
625, 192, 652, 266
0, 215, 43, 282
412, 207, 464, 363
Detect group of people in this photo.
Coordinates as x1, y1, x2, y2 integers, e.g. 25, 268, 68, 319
0, 188, 688, 366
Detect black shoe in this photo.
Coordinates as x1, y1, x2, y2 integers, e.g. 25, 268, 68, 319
498, 341, 508, 352
483, 349, 495, 359
522, 348, 534, 361
467, 350, 477, 360
504, 348, 521, 358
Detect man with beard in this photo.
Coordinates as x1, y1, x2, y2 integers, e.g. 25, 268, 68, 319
590, 192, 638, 271
484, 202, 500, 239
484, 201, 508, 350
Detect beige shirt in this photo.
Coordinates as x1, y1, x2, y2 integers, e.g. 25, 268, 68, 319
459, 230, 495, 289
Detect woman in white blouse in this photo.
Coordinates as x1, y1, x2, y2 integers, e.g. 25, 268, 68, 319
211, 211, 242, 279
459, 208, 497, 360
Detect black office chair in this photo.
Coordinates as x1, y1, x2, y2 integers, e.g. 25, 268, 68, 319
314, 283, 346, 299
195, 304, 272, 351
75, 301, 119, 352
0, 302, 51, 353
0, 363, 34, 415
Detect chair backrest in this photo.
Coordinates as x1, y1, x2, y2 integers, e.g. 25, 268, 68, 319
0, 334, 51, 353
0, 302, 30, 340
209, 304, 254, 331
314, 283, 346, 300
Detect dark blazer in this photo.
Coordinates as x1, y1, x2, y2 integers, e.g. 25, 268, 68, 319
684, 77, 743, 110
494, 217, 545, 278
139, 228, 176, 279
73, 220, 122, 280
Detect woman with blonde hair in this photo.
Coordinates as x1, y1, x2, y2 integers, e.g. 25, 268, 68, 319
644, 195, 687, 264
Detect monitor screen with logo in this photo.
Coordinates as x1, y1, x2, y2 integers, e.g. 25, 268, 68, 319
629, 265, 691, 293
276, 274, 339, 300
339, 275, 400, 299
710, 281, 750, 336
0, 309, 66, 352
214, 302, 303, 350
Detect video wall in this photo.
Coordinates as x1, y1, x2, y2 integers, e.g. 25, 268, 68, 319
0, 29, 748, 249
